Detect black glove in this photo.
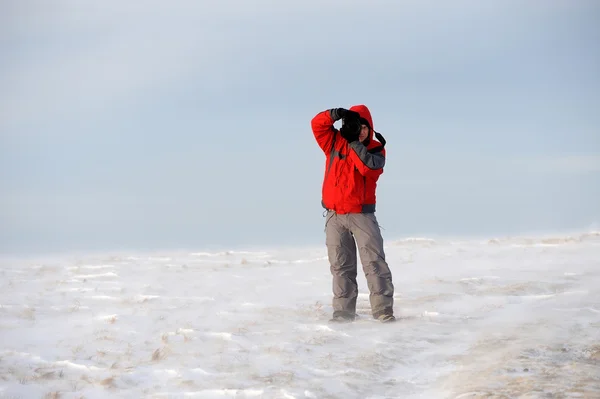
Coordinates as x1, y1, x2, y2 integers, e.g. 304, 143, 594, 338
330, 108, 355, 121
339, 111, 362, 142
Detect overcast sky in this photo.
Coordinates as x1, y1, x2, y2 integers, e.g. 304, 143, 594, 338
1, 0, 599, 254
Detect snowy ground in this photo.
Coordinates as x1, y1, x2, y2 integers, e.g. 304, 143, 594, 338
1, 232, 599, 399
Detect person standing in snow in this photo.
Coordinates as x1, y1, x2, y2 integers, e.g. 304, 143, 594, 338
311, 105, 395, 323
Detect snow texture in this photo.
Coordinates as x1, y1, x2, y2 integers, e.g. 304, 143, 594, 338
1, 232, 599, 398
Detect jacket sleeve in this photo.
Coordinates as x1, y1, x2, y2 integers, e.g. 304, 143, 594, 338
311, 110, 337, 153
348, 141, 385, 179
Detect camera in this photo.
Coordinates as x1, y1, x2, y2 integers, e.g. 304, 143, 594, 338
340, 113, 362, 141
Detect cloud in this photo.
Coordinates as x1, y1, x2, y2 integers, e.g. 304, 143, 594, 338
3, 1, 362, 133
385, 153, 600, 188
2, 2, 238, 132
1, 0, 594, 135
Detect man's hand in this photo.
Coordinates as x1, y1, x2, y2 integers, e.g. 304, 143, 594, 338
330, 108, 360, 122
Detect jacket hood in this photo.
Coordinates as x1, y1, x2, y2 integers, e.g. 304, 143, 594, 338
349, 104, 374, 142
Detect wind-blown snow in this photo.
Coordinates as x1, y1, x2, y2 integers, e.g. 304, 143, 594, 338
1, 232, 599, 398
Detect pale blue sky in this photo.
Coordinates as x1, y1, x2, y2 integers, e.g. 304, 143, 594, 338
1, 0, 599, 254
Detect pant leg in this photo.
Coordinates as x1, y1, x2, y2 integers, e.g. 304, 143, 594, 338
325, 212, 358, 316
348, 212, 394, 318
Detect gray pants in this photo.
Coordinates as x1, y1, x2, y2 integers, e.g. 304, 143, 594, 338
325, 211, 394, 318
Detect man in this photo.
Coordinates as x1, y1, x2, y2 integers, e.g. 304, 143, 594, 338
311, 105, 395, 323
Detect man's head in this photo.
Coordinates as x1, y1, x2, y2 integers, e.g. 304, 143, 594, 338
349, 105, 374, 145
340, 106, 374, 144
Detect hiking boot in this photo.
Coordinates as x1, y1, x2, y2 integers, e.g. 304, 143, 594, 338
329, 311, 355, 323
377, 314, 396, 323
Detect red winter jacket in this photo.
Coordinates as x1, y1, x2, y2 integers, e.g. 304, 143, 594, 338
311, 105, 386, 214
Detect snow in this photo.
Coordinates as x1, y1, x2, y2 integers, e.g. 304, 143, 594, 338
1, 232, 599, 398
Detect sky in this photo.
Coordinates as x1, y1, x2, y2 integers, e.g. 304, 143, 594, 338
1, 0, 599, 254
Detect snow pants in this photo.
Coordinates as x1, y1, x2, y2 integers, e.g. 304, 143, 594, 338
325, 211, 394, 318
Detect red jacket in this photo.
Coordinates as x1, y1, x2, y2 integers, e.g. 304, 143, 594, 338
311, 105, 386, 214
